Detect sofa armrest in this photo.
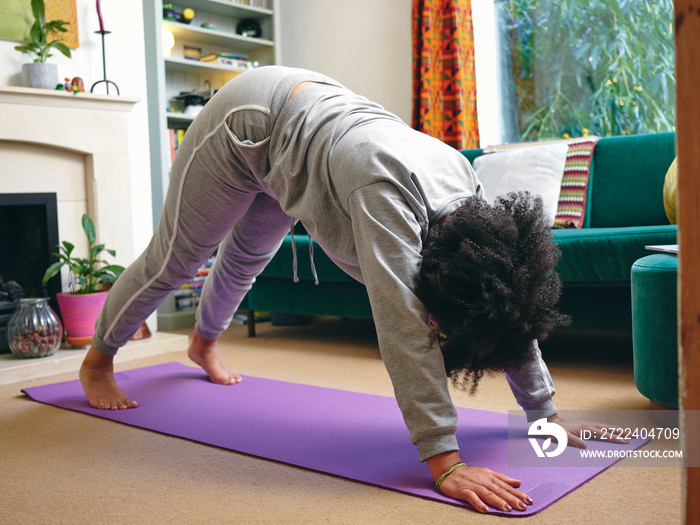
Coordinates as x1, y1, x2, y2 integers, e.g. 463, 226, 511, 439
459, 148, 483, 165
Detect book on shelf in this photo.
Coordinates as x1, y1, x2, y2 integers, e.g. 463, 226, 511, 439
173, 256, 215, 311
169, 127, 188, 163
200, 52, 249, 61
169, 129, 176, 166
235, 0, 268, 8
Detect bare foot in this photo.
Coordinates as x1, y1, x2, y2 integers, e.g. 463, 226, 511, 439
188, 331, 241, 385
79, 346, 138, 410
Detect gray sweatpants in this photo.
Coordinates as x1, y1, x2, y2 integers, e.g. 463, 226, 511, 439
93, 67, 337, 355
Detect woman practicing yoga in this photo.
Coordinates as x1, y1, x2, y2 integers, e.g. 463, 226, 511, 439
79, 66, 625, 513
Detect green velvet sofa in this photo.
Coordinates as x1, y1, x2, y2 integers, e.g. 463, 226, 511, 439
246, 132, 677, 335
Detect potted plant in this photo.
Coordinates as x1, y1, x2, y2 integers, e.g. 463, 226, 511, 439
42, 214, 124, 345
14, 0, 71, 89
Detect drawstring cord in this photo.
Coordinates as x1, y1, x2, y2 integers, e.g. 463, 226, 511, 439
289, 217, 319, 285
290, 217, 299, 283
309, 237, 319, 285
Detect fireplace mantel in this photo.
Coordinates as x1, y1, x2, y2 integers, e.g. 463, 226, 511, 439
0, 85, 141, 265
0, 85, 139, 111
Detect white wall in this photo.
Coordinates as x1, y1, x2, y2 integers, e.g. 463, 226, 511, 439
472, 0, 502, 147
0, 0, 153, 258
277, 0, 413, 124
277, 0, 501, 147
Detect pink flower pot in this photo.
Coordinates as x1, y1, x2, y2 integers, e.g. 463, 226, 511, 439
56, 291, 108, 346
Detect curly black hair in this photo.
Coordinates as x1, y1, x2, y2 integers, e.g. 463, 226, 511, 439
417, 191, 569, 393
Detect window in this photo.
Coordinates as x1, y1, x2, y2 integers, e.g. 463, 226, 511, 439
496, 0, 676, 142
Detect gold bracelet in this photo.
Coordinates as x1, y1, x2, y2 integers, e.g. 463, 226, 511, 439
435, 462, 467, 494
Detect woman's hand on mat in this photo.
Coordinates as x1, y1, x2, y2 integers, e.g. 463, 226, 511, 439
547, 413, 630, 448
427, 451, 532, 513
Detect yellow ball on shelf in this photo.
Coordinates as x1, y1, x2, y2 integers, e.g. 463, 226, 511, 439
183, 8, 195, 20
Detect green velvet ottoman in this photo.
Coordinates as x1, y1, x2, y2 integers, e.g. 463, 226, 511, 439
631, 254, 679, 408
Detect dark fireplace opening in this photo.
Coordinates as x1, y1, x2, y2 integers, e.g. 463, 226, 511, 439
0, 193, 61, 352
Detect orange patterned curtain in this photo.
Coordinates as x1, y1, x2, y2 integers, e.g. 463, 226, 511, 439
412, 0, 479, 149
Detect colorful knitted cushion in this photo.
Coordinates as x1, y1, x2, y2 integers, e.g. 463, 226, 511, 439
482, 136, 600, 229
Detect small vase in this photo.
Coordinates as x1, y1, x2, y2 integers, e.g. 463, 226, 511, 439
21, 62, 58, 89
6, 298, 63, 358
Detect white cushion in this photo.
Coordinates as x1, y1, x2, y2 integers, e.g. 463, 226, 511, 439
473, 143, 569, 226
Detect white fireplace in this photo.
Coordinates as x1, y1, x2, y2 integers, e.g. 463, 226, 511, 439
0, 86, 188, 384
0, 86, 140, 269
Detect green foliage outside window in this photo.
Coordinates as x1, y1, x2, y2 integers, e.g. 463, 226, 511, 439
501, 0, 676, 141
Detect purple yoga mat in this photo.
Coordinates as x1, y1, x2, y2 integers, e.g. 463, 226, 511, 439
22, 362, 645, 516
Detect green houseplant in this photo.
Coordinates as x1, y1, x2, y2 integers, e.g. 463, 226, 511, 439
15, 0, 72, 89
42, 214, 124, 345
501, 0, 675, 141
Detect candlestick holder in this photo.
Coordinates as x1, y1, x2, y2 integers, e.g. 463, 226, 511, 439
90, 30, 120, 95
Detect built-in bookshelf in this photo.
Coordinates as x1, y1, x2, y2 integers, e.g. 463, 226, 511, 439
142, 0, 279, 329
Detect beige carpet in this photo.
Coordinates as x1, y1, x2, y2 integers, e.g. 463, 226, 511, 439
1, 318, 681, 524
